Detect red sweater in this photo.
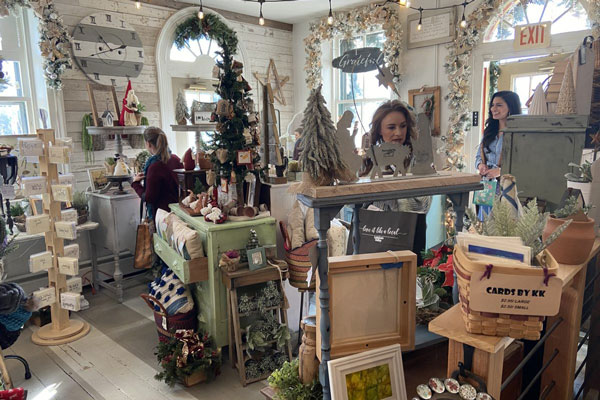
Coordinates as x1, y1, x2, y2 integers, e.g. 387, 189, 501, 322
132, 155, 183, 214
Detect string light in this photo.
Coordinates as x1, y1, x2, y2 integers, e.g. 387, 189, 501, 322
135, 0, 141, 9
406, 0, 411, 7
259, 0, 265, 25
327, 0, 333, 25
198, 0, 204, 19
398, 0, 407, 6
417, 7, 423, 31
460, 1, 468, 28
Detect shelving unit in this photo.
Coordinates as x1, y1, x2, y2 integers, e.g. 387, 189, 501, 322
221, 265, 292, 386
87, 126, 147, 156
170, 123, 217, 154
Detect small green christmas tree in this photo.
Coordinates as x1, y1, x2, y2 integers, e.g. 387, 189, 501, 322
175, 91, 190, 125
299, 85, 354, 186
246, 229, 259, 251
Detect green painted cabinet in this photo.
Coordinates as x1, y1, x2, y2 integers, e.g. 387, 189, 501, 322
170, 204, 277, 348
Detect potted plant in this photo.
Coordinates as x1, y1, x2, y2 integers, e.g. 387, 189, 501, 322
267, 359, 322, 400
0, 216, 18, 280
72, 191, 89, 225
10, 203, 27, 232
542, 195, 595, 265
565, 160, 592, 205
155, 330, 221, 387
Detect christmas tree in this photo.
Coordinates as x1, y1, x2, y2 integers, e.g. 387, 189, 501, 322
299, 85, 354, 186
207, 14, 261, 205
246, 229, 259, 251
175, 91, 190, 125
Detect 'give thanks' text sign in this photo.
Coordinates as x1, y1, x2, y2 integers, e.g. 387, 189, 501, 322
470, 270, 562, 316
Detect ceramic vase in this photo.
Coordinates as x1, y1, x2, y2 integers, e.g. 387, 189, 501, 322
566, 181, 592, 206
542, 215, 595, 265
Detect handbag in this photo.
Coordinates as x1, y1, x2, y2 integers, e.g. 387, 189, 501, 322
473, 146, 499, 207
134, 200, 153, 269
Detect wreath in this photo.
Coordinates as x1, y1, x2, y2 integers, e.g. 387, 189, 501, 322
0, 0, 71, 90
304, 2, 403, 91
174, 13, 238, 56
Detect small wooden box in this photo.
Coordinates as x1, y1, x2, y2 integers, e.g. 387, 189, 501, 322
317, 251, 416, 360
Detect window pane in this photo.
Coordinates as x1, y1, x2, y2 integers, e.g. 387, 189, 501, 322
0, 60, 24, 97
363, 69, 389, 99
338, 103, 362, 148
340, 72, 364, 101
366, 32, 385, 49
0, 102, 29, 135
513, 76, 531, 105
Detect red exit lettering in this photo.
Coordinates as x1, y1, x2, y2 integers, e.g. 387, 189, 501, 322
520, 25, 546, 46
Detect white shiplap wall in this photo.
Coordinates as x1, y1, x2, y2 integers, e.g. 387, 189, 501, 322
52, 0, 294, 190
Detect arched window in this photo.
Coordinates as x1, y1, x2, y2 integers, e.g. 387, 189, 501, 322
484, 0, 591, 42
169, 35, 221, 63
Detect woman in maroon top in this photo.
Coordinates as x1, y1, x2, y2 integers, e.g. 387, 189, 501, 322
132, 127, 183, 220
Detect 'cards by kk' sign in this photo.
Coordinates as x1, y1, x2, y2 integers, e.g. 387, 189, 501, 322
469, 265, 562, 316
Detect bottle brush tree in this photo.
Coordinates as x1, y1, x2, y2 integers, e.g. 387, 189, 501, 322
175, 91, 190, 125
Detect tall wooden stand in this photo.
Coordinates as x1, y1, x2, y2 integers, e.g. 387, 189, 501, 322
31, 129, 90, 346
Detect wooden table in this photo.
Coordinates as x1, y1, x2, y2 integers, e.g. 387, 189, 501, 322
429, 239, 600, 399
296, 172, 482, 399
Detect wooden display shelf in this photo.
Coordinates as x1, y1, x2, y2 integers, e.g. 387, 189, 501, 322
170, 123, 217, 131
86, 126, 147, 135
153, 233, 208, 283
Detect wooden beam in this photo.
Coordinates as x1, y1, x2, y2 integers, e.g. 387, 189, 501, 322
134, 0, 293, 31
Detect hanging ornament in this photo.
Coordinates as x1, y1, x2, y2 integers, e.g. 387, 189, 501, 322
216, 99, 230, 116
216, 149, 229, 163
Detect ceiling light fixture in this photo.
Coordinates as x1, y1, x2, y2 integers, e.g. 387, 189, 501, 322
417, 7, 423, 30
327, 0, 333, 25
198, 0, 204, 19
259, 0, 265, 25
460, 2, 467, 28
135, 0, 141, 9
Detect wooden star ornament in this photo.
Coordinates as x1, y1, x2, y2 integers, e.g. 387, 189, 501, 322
376, 65, 399, 97
253, 59, 289, 106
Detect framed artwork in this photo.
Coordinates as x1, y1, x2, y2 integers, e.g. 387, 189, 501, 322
406, 9, 455, 49
247, 246, 266, 271
408, 86, 441, 136
87, 167, 108, 191
237, 150, 252, 166
328, 344, 407, 400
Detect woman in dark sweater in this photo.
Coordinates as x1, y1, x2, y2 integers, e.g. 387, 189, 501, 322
132, 127, 183, 220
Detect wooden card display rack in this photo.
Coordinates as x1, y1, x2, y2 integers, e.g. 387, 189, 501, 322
316, 251, 416, 360
31, 129, 90, 346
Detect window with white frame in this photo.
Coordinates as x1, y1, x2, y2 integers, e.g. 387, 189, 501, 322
334, 31, 391, 147
511, 72, 550, 114
0, 8, 48, 135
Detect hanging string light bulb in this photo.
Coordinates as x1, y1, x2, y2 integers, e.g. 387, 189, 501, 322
460, 2, 468, 28
417, 7, 423, 31
198, 0, 204, 19
406, 0, 411, 7
327, 0, 333, 25
135, 0, 141, 9
398, 0, 407, 6
259, 0, 265, 26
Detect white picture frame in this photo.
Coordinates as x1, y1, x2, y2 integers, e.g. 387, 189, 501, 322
328, 344, 407, 400
87, 167, 108, 192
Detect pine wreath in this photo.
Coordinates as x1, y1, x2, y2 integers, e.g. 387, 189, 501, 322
173, 13, 238, 56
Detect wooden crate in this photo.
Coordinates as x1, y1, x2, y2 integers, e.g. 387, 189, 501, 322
153, 233, 208, 283
317, 251, 417, 360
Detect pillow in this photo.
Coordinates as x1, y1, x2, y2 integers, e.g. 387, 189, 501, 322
155, 209, 170, 240
289, 201, 305, 250
327, 225, 347, 257
148, 268, 194, 316
165, 214, 184, 245
305, 207, 318, 241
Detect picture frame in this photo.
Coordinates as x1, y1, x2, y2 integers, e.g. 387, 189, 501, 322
87, 167, 108, 192
86, 83, 120, 127
328, 344, 407, 400
247, 246, 266, 271
237, 150, 252, 166
406, 8, 455, 49
408, 86, 441, 136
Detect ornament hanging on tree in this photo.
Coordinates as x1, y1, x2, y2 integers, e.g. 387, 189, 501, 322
175, 91, 190, 125
298, 85, 356, 186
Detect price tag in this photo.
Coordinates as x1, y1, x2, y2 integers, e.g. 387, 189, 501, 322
0, 184, 15, 200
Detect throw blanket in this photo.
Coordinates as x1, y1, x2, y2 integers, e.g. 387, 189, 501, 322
0, 283, 26, 315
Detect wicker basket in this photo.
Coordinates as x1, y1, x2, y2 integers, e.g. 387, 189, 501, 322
454, 246, 558, 340
279, 221, 316, 289
91, 132, 106, 151
140, 294, 197, 341
128, 134, 145, 149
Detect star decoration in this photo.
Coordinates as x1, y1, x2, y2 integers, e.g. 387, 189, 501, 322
590, 130, 600, 146
252, 59, 289, 106
375, 65, 399, 97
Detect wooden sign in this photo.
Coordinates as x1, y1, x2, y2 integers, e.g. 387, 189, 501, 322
26, 214, 51, 235
60, 292, 82, 312
51, 184, 73, 202
18, 138, 44, 157
58, 257, 79, 276
64, 243, 80, 259
33, 287, 56, 309
514, 22, 551, 50
67, 277, 83, 293
470, 270, 562, 316
332, 47, 384, 73
407, 9, 455, 49
29, 251, 53, 273
55, 221, 77, 240
22, 176, 47, 196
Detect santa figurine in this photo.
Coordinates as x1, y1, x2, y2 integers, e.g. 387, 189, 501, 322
119, 80, 139, 126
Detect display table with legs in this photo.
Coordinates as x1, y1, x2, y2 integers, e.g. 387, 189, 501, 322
295, 171, 482, 399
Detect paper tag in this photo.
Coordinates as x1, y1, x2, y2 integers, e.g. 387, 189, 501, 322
67, 277, 83, 293
18, 138, 44, 157
49, 146, 71, 164
29, 251, 53, 273
55, 221, 77, 240
33, 287, 56, 309
51, 184, 73, 202
61, 209, 78, 224
58, 256, 78, 275
64, 243, 80, 259
469, 271, 562, 316
162, 316, 167, 330
55, 138, 73, 149
58, 173, 75, 187
26, 214, 51, 235
0, 184, 15, 200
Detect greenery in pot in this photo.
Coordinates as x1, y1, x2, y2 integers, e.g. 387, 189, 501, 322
466, 198, 571, 264
565, 161, 592, 183
10, 203, 27, 232
268, 359, 322, 400
553, 195, 591, 219
72, 191, 89, 224
155, 330, 221, 387
0, 216, 18, 280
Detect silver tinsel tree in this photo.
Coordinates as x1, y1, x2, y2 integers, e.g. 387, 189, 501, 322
175, 91, 190, 125
299, 85, 354, 186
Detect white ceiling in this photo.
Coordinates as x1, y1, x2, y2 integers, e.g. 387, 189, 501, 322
181, 0, 372, 24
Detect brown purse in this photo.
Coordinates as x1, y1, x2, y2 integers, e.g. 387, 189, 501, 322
134, 200, 153, 269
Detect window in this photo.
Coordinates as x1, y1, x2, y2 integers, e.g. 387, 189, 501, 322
170, 35, 221, 63
0, 8, 48, 136
512, 72, 549, 114
484, 0, 590, 42
184, 89, 219, 150
334, 31, 391, 147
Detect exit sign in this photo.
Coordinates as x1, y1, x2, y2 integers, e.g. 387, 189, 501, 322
514, 22, 551, 50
